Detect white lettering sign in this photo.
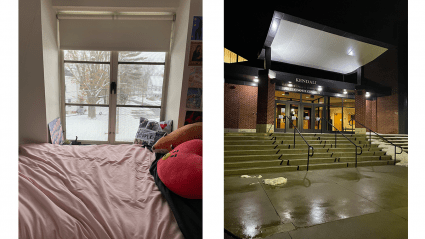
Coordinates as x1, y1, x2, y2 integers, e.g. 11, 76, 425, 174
295, 78, 317, 85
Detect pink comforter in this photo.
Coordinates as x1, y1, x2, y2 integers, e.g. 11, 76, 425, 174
19, 143, 184, 239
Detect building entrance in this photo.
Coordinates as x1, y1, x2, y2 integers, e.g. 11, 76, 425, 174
274, 91, 325, 133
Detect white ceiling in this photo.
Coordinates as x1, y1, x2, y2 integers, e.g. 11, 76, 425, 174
270, 19, 388, 74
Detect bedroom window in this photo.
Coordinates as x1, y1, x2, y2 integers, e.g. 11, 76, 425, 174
63, 50, 166, 143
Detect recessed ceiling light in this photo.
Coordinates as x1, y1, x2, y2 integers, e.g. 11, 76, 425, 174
288, 84, 293, 87
254, 78, 259, 83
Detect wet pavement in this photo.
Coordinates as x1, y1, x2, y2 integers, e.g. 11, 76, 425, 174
224, 165, 408, 239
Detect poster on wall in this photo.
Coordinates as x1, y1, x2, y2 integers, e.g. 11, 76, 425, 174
185, 111, 202, 125
48, 117, 64, 145
191, 16, 202, 40
188, 66, 202, 88
188, 41, 202, 66
186, 88, 202, 109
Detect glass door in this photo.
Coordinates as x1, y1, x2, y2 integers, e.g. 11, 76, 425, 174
289, 104, 299, 130
315, 106, 323, 130
302, 105, 312, 130
275, 102, 286, 132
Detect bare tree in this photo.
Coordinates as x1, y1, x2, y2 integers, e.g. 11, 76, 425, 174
65, 51, 110, 118
65, 51, 162, 121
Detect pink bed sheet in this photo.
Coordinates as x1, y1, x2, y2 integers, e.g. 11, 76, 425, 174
19, 143, 184, 239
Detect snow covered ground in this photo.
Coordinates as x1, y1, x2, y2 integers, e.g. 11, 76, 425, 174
128, 95, 161, 106
66, 107, 160, 142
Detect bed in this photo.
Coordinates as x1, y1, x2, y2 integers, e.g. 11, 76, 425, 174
19, 143, 199, 239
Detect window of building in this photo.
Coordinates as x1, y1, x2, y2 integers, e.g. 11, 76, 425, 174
63, 50, 166, 143
329, 97, 343, 131
224, 48, 247, 63
342, 98, 355, 132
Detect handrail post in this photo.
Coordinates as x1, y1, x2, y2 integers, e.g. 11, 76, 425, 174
293, 127, 296, 148
307, 147, 310, 171
394, 146, 396, 165
369, 129, 371, 146
355, 146, 358, 168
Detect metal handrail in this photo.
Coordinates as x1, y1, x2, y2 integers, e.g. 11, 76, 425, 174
349, 119, 403, 165
283, 116, 314, 171
321, 117, 362, 167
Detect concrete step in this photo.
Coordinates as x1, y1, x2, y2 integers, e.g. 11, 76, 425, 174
224, 147, 383, 156
224, 160, 396, 175
223, 132, 396, 174
224, 139, 369, 146
224, 144, 380, 151
224, 156, 392, 168
224, 154, 390, 163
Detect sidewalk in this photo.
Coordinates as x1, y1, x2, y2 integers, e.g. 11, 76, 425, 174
224, 166, 408, 239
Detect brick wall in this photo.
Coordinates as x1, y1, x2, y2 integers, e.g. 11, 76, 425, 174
365, 99, 377, 132
376, 93, 399, 134
364, 49, 399, 134
224, 83, 257, 129
355, 90, 366, 129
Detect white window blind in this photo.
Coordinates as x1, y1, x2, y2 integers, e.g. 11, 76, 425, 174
59, 16, 173, 52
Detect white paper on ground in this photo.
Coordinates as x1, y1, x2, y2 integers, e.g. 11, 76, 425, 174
263, 177, 288, 186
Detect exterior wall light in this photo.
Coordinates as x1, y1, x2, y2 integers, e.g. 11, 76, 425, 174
254, 76, 259, 83
318, 86, 322, 91
365, 92, 371, 98
288, 83, 293, 87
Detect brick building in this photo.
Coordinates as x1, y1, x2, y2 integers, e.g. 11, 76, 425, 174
224, 11, 407, 135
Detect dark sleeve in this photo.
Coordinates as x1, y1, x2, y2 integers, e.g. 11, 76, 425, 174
150, 153, 203, 239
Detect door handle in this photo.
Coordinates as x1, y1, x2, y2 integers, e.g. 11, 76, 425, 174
110, 82, 117, 94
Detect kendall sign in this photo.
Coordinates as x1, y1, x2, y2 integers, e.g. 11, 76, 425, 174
296, 78, 316, 85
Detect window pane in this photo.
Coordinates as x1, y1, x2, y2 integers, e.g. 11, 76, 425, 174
329, 97, 342, 106
275, 91, 301, 102
115, 107, 161, 142
65, 63, 110, 104
64, 50, 110, 62
118, 52, 166, 62
343, 99, 355, 132
117, 64, 164, 106
66, 106, 109, 141
343, 98, 355, 108
313, 96, 325, 104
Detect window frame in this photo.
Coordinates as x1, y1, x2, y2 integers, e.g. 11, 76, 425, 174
60, 50, 170, 145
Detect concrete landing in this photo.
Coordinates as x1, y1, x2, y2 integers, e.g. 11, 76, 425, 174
224, 165, 408, 239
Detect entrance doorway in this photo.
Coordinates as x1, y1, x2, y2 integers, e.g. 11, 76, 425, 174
274, 91, 325, 133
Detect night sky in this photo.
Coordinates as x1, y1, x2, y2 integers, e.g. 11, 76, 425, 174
224, 0, 407, 61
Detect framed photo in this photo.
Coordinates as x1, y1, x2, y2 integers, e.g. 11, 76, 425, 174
48, 117, 64, 145
188, 41, 202, 66
191, 16, 202, 40
186, 88, 202, 109
188, 66, 202, 88
185, 111, 202, 125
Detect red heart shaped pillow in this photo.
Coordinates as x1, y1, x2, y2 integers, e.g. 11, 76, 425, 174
157, 139, 202, 199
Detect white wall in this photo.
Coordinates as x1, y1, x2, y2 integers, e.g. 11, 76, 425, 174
164, 0, 191, 130
41, 0, 60, 129
19, 0, 49, 144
